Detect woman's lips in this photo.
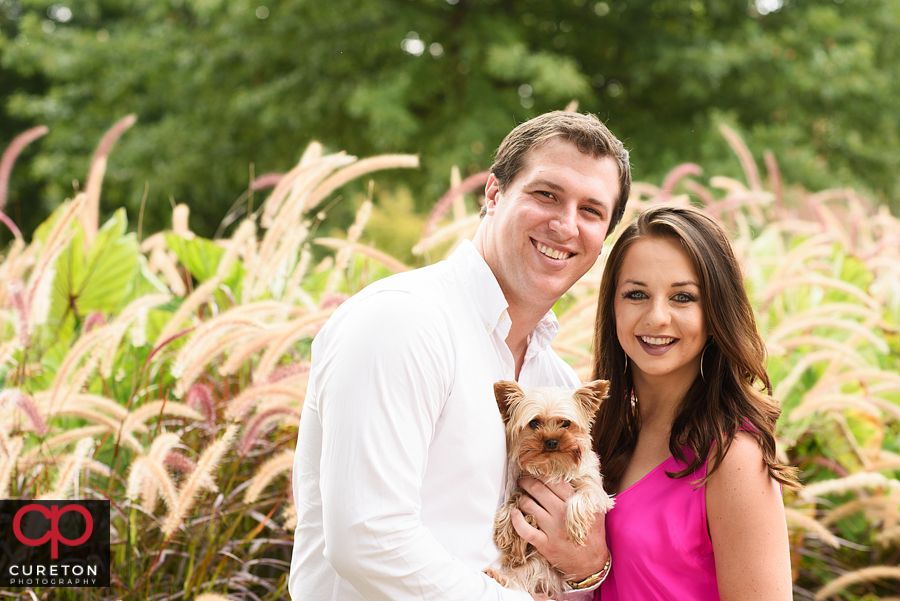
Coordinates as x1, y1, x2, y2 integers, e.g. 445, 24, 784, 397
637, 336, 678, 356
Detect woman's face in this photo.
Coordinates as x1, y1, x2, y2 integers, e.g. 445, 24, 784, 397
614, 236, 709, 387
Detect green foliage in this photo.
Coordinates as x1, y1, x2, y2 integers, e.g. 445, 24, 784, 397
2, 0, 900, 242
165, 232, 245, 291
50, 208, 140, 322
362, 188, 427, 263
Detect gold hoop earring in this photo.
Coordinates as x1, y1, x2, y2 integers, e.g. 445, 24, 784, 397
700, 339, 713, 382
623, 353, 629, 376
700, 346, 707, 382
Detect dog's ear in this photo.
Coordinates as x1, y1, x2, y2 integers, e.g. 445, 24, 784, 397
573, 379, 610, 416
494, 380, 524, 423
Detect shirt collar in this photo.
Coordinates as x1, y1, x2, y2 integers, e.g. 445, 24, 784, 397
526, 310, 561, 360
447, 240, 561, 354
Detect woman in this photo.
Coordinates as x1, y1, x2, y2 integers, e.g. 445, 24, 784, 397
589, 204, 800, 599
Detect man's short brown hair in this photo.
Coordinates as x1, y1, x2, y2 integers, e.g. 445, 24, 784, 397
485, 111, 631, 233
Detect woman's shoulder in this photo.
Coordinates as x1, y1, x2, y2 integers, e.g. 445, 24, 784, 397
723, 429, 764, 461
706, 431, 772, 498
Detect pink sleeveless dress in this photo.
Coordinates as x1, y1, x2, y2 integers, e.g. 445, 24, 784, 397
598, 448, 720, 600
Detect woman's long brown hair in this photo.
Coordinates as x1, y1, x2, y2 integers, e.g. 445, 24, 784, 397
590, 205, 800, 493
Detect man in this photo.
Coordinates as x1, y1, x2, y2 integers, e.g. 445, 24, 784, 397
290, 111, 631, 600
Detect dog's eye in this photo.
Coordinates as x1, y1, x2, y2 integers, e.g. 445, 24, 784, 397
528, 419, 540, 430
561, 420, 571, 428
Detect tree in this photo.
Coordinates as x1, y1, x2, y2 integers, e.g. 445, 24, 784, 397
0, 0, 50, 238
1, 0, 898, 239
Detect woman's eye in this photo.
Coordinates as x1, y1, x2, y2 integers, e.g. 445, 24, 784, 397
528, 419, 541, 429
673, 292, 696, 303
623, 290, 647, 300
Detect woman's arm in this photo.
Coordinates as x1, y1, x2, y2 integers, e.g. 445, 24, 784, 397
706, 431, 793, 601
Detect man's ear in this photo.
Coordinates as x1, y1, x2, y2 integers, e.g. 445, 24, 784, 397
483, 173, 501, 216
494, 380, 523, 423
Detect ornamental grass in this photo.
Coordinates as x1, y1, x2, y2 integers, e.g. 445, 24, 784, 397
0, 119, 898, 600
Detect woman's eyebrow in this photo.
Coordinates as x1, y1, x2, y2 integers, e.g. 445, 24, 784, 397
619, 279, 699, 287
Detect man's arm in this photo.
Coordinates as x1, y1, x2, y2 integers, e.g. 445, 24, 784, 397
314, 291, 531, 601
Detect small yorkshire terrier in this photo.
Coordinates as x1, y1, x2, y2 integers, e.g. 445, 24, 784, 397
486, 380, 613, 599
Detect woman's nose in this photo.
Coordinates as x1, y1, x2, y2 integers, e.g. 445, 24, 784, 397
645, 299, 671, 327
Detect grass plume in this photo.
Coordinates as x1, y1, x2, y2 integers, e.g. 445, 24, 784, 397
244, 449, 294, 504
814, 566, 900, 600
81, 115, 137, 243
162, 424, 238, 536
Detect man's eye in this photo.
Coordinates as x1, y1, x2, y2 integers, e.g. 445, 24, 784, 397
529, 419, 541, 429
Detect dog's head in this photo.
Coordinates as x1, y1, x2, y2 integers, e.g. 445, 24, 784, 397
494, 380, 609, 481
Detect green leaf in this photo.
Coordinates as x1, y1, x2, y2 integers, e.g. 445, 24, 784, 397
49, 208, 139, 323
32, 200, 74, 245
165, 233, 225, 283
164, 232, 245, 294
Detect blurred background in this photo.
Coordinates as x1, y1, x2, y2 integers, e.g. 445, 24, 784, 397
1, 0, 897, 241
2, 3, 900, 599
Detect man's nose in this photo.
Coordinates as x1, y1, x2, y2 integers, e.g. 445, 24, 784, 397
548, 206, 577, 239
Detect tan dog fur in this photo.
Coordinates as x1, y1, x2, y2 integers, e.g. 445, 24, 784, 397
485, 380, 613, 598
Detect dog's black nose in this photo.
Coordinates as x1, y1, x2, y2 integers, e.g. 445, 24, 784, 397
544, 439, 558, 451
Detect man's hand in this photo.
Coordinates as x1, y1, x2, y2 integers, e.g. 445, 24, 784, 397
511, 476, 610, 582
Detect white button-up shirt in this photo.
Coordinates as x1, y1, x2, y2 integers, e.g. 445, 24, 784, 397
290, 240, 581, 600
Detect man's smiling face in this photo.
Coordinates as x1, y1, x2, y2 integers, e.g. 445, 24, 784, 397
481, 137, 621, 315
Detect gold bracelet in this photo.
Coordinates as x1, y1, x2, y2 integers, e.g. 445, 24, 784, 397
565, 555, 612, 590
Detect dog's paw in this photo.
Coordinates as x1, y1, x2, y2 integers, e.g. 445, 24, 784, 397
494, 500, 521, 552
595, 481, 615, 513
565, 487, 609, 545
484, 567, 514, 589
513, 536, 534, 568
565, 515, 592, 545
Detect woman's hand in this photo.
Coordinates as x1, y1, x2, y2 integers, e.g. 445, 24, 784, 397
512, 476, 610, 581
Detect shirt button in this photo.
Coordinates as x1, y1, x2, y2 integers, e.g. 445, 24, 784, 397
504, 365, 509, 374
500, 314, 506, 322
485, 324, 490, 331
